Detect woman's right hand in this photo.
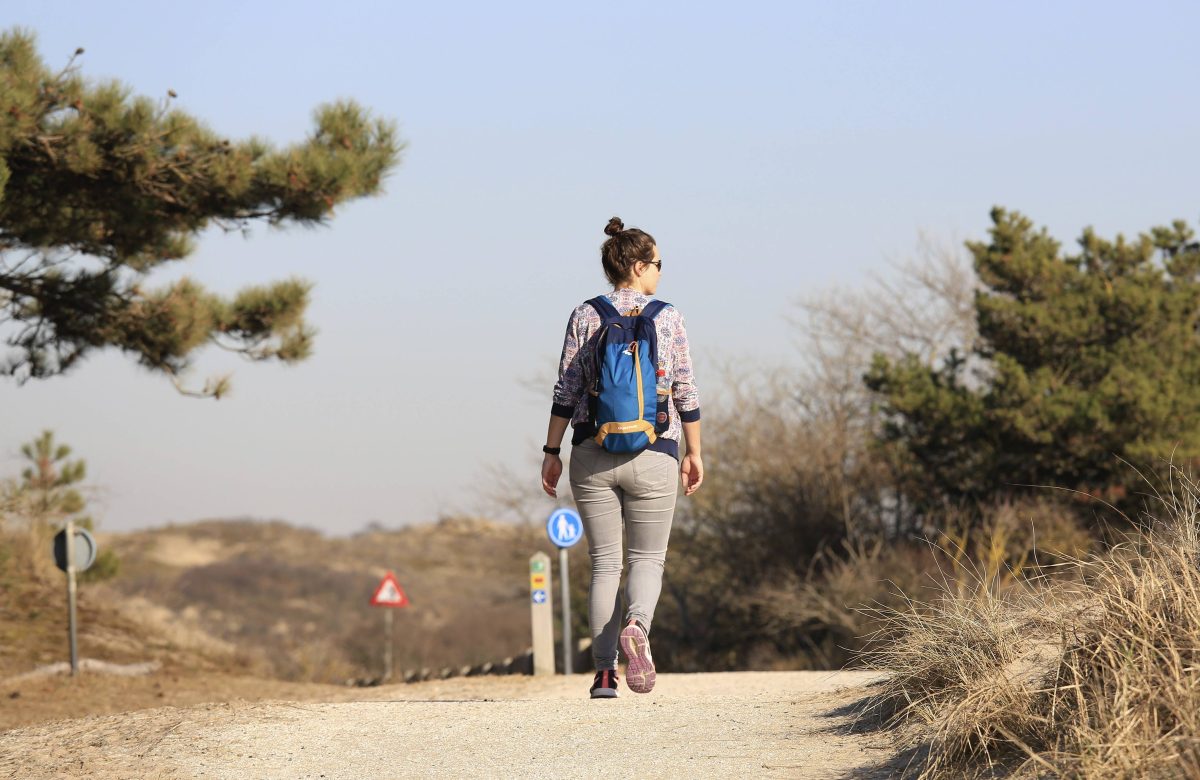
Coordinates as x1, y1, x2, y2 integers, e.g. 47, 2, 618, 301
541, 454, 563, 498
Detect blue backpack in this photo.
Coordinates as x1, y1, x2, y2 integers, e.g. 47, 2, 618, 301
585, 296, 670, 453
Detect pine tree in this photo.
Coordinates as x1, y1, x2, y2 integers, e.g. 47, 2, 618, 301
0, 30, 402, 396
8, 429, 120, 581
18, 428, 86, 524
866, 207, 1200, 519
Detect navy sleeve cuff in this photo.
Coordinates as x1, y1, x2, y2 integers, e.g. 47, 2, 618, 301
679, 408, 701, 423
551, 402, 576, 419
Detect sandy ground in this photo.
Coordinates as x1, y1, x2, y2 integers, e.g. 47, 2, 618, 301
0, 671, 899, 779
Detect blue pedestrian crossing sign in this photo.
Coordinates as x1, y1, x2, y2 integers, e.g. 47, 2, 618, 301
546, 507, 583, 548
531, 589, 548, 604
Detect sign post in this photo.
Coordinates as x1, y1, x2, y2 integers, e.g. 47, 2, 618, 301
53, 522, 97, 678
384, 609, 392, 680
546, 508, 584, 675
65, 519, 78, 676
529, 552, 554, 676
369, 571, 410, 681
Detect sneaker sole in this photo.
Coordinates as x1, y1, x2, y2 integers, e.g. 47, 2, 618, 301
620, 624, 656, 693
590, 688, 619, 699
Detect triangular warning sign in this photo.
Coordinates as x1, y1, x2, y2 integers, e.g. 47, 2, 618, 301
370, 571, 410, 607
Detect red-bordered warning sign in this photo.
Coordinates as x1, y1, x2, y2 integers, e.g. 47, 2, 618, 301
369, 571, 410, 608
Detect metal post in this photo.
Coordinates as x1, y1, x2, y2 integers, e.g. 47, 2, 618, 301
384, 608, 394, 681
65, 519, 79, 677
559, 546, 572, 675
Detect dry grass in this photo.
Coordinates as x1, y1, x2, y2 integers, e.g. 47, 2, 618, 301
867, 475, 1200, 778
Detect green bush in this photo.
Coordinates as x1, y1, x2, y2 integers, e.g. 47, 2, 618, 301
79, 548, 119, 583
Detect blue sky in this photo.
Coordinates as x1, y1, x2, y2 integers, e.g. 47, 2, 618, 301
3, 1, 1199, 532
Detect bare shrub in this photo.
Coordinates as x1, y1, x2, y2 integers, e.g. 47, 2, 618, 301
745, 539, 934, 669
793, 235, 980, 537
796, 232, 978, 373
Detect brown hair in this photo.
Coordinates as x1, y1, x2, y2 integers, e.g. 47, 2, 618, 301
601, 216, 656, 287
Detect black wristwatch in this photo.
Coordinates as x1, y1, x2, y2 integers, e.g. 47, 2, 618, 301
542, 445, 562, 456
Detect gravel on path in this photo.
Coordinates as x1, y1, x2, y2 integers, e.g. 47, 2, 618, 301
0, 671, 898, 779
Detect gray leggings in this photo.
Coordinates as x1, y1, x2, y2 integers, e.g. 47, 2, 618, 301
568, 439, 678, 671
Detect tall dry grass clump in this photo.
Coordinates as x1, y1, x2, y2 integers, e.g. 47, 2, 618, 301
869, 477, 1200, 778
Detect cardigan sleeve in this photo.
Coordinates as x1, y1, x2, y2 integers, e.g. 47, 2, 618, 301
551, 305, 588, 419
667, 308, 701, 422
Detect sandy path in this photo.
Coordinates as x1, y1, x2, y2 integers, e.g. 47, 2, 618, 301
0, 671, 898, 779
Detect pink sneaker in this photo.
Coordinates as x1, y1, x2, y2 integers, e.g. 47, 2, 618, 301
620, 620, 656, 693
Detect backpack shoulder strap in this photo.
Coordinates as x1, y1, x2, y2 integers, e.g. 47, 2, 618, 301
640, 300, 670, 320
585, 296, 621, 319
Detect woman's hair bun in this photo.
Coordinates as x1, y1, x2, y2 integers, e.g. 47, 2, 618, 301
604, 217, 625, 237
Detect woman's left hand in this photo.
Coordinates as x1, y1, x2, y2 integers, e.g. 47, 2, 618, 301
541, 454, 563, 497
680, 453, 704, 496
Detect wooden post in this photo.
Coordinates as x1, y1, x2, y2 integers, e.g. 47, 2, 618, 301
529, 552, 554, 676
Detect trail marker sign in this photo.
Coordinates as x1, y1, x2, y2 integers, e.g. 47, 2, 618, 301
529, 552, 554, 676
370, 571, 410, 608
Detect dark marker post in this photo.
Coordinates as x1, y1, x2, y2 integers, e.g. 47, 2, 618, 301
53, 521, 97, 677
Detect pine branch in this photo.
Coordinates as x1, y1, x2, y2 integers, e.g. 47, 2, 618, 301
0, 29, 401, 395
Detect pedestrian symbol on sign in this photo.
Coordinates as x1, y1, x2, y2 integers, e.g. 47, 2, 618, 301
546, 508, 583, 548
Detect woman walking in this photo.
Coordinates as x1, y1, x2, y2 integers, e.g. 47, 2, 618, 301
540, 217, 703, 699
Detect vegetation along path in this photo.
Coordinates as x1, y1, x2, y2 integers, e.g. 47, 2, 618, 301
0, 671, 897, 779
